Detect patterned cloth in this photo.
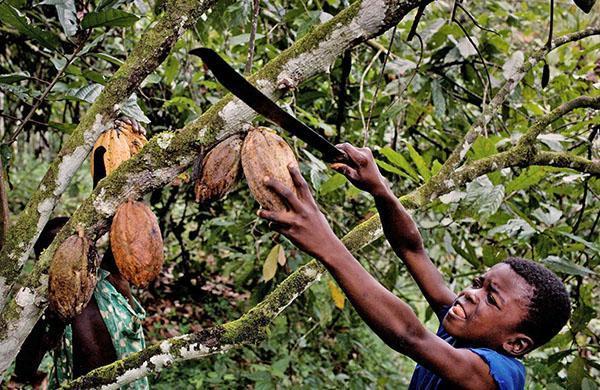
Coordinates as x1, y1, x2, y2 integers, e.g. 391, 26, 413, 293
51, 269, 149, 389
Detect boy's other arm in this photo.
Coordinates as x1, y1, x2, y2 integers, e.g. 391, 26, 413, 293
258, 167, 496, 390
332, 144, 456, 313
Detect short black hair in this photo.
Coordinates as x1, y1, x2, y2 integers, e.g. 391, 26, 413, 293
503, 257, 571, 348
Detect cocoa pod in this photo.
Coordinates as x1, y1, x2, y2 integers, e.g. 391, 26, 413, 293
48, 233, 98, 321
117, 119, 148, 155
110, 200, 164, 287
195, 136, 242, 204
90, 128, 131, 185
241, 127, 299, 211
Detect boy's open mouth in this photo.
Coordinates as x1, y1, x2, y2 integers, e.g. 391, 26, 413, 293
449, 302, 467, 320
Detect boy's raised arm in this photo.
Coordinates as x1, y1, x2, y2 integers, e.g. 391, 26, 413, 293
257, 167, 495, 390
331, 144, 455, 313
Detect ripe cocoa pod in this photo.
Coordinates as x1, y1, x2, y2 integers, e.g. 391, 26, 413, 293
195, 136, 242, 204
90, 128, 131, 184
241, 127, 299, 211
48, 233, 98, 321
110, 200, 164, 287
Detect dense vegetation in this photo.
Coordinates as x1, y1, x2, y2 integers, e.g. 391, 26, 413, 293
0, 0, 599, 388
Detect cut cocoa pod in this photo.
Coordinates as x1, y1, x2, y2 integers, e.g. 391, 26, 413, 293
195, 136, 242, 204
110, 200, 164, 287
48, 233, 98, 321
241, 127, 299, 211
90, 128, 131, 186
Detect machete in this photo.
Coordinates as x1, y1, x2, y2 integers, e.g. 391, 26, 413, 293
190, 47, 348, 163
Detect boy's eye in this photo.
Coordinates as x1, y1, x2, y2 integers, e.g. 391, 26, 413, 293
471, 278, 482, 288
487, 293, 497, 306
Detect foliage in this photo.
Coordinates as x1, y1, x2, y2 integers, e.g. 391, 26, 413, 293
1, 0, 599, 388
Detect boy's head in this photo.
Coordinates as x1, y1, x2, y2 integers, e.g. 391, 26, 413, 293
442, 257, 570, 357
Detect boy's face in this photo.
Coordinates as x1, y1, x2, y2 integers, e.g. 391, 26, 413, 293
442, 263, 534, 354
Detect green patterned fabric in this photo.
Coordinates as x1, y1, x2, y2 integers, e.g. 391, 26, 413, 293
50, 269, 149, 389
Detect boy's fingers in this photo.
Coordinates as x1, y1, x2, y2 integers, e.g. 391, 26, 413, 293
257, 209, 292, 225
288, 165, 310, 199
264, 177, 302, 210
331, 163, 358, 181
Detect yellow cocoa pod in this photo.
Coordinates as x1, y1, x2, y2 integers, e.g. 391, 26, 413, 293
48, 233, 98, 321
90, 129, 131, 186
110, 200, 164, 287
195, 136, 242, 204
241, 127, 299, 211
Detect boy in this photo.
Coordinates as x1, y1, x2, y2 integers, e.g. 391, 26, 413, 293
258, 143, 571, 389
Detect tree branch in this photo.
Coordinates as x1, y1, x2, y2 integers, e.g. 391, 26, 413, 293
517, 95, 600, 147
530, 151, 599, 175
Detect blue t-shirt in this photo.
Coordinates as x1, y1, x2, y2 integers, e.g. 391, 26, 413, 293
408, 307, 525, 390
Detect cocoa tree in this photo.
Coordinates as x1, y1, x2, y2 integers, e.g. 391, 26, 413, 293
0, 0, 598, 387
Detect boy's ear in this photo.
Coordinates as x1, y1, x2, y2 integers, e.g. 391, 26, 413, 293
502, 334, 534, 356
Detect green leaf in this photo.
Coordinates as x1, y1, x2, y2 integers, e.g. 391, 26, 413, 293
81, 9, 139, 29
121, 93, 150, 123
505, 167, 546, 193
229, 33, 264, 47
461, 176, 504, 221
567, 356, 585, 390
94, 53, 125, 66
379, 147, 418, 180
482, 245, 507, 267
0, 72, 29, 83
542, 256, 595, 277
163, 96, 201, 114
64, 83, 104, 103
470, 136, 500, 160
319, 173, 346, 195
559, 232, 600, 255
375, 159, 413, 180
0, 3, 61, 50
431, 79, 446, 118
0, 82, 35, 103
39, 0, 78, 36
405, 143, 431, 181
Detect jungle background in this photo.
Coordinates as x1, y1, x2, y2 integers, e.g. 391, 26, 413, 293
0, 0, 599, 388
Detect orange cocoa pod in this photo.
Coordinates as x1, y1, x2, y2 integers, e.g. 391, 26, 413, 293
48, 233, 98, 321
241, 127, 299, 211
90, 128, 131, 186
195, 136, 242, 204
110, 200, 164, 287
117, 120, 148, 155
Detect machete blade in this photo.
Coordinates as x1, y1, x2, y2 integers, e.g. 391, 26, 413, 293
190, 47, 347, 163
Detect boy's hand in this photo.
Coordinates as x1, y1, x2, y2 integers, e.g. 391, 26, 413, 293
331, 143, 389, 197
258, 165, 342, 259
